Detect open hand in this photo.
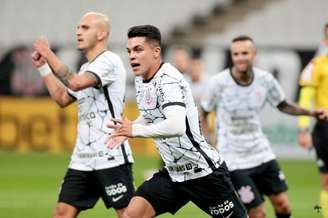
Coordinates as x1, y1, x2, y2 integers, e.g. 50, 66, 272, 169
107, 118, 133, 137
105, 135, 128, 149
105, 118, 132, 149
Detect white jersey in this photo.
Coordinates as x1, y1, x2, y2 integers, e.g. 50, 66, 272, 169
135, 63, 222, 182
201, 67, 285, 171
68, 51, 133, 171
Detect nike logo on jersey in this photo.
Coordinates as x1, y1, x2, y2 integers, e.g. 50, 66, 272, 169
112, 195, 124, 202
223, 211, 234, 218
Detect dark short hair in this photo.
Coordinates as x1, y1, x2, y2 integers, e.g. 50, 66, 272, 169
127, 25, 161, 47
232, 35, 254, 43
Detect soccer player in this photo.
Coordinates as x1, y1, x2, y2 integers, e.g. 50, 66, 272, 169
31, 12, 134, 218
298, 54, 328, 218
200, 35, 328, 218
106, 25, 247, 218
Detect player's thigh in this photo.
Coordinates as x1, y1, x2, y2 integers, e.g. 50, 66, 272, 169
313, 121, 328, 173
230, 168, 263, 210
182, 164, 247, 218
134, 170, 188, 216
95, 164, 135, 210
255, 160, 288, 196
58, 169, 99, 210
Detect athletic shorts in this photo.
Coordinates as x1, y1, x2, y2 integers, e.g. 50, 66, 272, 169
229, 159, 288, 210
135, 162, 247, 218
312, 120, 328, 173
58, 164, 135, 210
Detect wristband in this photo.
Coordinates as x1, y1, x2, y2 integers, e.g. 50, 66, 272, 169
37, 63, 52, 77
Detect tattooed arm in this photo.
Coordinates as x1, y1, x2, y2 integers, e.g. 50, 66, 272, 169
33, 36, 100, 91
55, 65, 100, 91
277, 100, 314, 116
277, 100, 328, 121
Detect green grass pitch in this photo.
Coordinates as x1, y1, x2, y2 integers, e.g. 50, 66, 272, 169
0, 151, 323, 218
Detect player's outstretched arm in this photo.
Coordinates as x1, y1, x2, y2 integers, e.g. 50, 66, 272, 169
33, 36, 99, 91
131, 105, 186, 138
31, 51, 75, 107
106, 105, 186, 149
277, 100, 328, 120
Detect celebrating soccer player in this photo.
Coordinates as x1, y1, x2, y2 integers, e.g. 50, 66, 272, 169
200, 35, 328, 218
31, 12, 134, 218
106, 25, 247, 218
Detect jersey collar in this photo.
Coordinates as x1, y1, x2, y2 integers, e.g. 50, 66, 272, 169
143, 62, 164, 83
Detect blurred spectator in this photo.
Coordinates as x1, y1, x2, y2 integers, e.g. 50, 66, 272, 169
0, 45, 47, 96
10, 46, 46, 96
314, 23, 328, 57
169, 45, 191, 75
168, 45, 213, 102
0, 48, 15, 95
185, 49, 209, 105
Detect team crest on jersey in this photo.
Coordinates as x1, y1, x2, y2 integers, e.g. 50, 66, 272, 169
144, 85, 156, 107
238, 185, 255, 203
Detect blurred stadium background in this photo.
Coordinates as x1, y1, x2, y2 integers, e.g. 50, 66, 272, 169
0, 0, 327, 217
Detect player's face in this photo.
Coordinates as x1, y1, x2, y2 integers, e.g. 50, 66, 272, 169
127, 37, 160, 78
230, 40, 256, 73
76, 15, 98, 51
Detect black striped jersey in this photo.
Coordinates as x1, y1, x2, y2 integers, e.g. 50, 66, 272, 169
68, 51, 133, 170
201, 68, 285, 171
135, 63, 222, 182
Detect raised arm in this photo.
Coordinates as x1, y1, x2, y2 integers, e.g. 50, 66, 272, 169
33, 36, 99, 91
31, 51, 75, 107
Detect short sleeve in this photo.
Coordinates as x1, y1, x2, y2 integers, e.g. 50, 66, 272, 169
67, 88, 77, 99
86, 54, 119, 87
265, 74, 286, 107
200, 78, 219, 112
158, 77, 186, 109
